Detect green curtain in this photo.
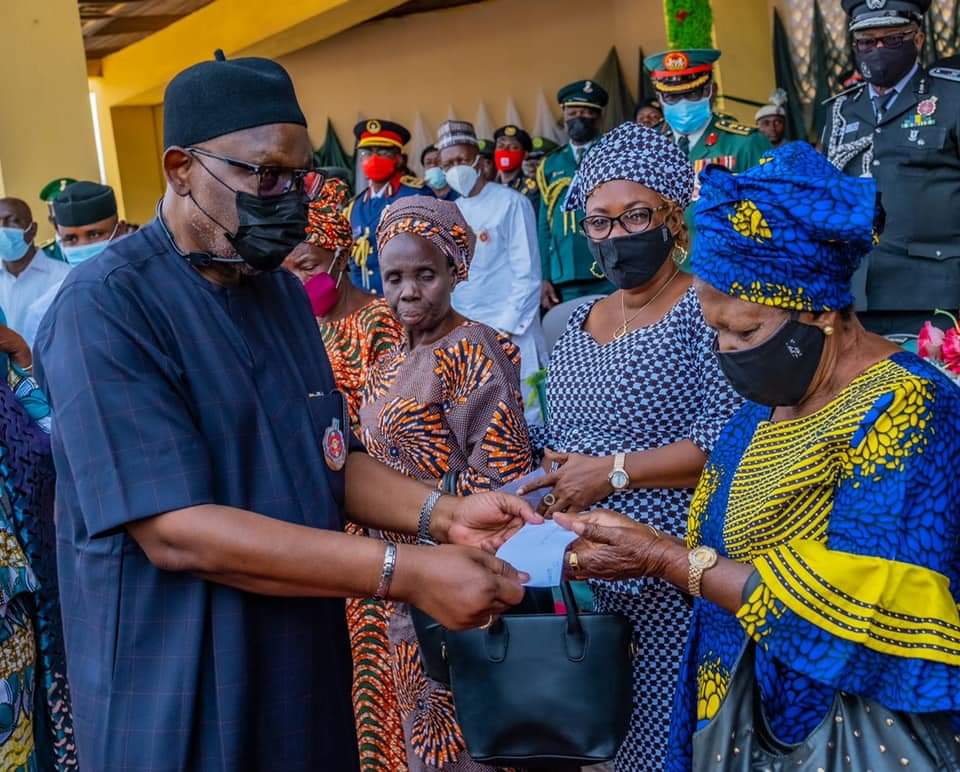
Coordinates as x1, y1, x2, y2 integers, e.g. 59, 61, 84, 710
313, 119, 353, 184
593, 46, 636, 131
773, 9, 806, 142
810, 1, 833, 144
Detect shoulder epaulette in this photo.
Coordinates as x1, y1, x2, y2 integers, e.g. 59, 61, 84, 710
343, 191, 363, 221
715, 118, 755, 136
930, 67, 960, 83
821, 82, 867, 105
399, 175, 425, 189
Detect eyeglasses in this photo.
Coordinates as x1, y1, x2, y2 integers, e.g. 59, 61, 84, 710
187, 147, 323, 197
357, 147, 399, 159
660, 84, 711, 105
579, 204, 670, 240
853, 30, 916, 52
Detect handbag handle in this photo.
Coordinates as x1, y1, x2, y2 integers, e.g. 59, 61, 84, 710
482, 582, 587, 663
560, 581, 587, 661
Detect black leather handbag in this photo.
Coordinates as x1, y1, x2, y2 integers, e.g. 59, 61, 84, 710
442, 582, 634, 768
694, 641, 960, 771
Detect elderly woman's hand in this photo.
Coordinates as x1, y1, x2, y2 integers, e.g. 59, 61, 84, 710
519, 449, 614, 515
554, 510, 680, 582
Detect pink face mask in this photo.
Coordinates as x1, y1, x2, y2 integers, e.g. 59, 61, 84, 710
303, 254, 343, 317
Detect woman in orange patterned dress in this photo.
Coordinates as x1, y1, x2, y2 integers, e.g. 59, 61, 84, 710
285, 177, 407, 772
357, 196, 532, 772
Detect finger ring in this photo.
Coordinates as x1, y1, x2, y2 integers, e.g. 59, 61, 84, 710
644, 524, 660, 540
567, 551, 580, 571
480, 615, 495, 630
543, 493, 557, 507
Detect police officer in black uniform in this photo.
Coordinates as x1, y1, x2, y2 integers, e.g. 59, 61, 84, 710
823, 0, 960, 335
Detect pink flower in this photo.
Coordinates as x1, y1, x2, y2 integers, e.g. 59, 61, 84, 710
942, 327, 960, 374
918, 321, 945, 360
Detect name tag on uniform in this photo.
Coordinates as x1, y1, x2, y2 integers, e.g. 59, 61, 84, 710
844, 122, 860, 134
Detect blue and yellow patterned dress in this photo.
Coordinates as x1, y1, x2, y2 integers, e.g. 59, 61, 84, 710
666, 352, 960, 770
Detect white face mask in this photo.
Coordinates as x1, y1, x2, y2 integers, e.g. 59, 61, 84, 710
445, 158, 480, 197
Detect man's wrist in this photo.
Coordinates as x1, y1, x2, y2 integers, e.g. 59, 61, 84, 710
428, 494, 456, 543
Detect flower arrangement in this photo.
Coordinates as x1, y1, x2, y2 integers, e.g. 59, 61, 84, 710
664, 0, 714, 49
917, 310, 960, 385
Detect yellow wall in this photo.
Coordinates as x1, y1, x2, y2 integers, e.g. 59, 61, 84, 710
280, 0, 665, 153
0, 0, 99, 238
88, 0, 776, 223
713, 0, 777, 123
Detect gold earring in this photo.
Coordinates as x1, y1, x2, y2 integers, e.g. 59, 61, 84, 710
672, 245, 688, 266
823, 325, 834, 336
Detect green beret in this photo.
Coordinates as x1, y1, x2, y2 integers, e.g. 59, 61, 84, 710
528, 136, 559, 157
39, 177, 78, 204
557, 80, 609, 110
53, 181, 117, 227
476, 139, 495, 158
493, 125, 533, 151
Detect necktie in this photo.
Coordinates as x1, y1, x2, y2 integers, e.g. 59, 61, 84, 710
873, 90, 898, 122
677, 135, 690, 158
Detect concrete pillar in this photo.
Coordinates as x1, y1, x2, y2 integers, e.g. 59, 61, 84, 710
0, 0, 100, 238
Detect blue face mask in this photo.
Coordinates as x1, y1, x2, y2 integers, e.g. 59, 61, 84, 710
61, 232, 117, 266
0, 227, 30, 263
424, 166, 447, 190
662, 96, 713, 135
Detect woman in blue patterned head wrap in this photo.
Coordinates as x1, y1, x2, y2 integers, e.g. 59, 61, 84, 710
521, 121, 743, 771
556, 142, 960, 770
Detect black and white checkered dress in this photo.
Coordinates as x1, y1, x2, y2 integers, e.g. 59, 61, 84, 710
535, 287, 742, 772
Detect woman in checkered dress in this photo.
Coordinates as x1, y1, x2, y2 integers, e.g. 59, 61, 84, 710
524, 122, 742, 771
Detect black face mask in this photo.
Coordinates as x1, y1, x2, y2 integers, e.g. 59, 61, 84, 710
587, 225, 675, 290
566, 117, 599, 144
857, 39, 917, 89
190, 162, 308, 272
714, 317, 825, 407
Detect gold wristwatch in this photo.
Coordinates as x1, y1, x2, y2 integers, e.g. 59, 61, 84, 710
607, 452, 630, 491
687, 546, 718, 597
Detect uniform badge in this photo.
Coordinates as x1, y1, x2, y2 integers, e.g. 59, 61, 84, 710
584, 80, 593, 93
664, 51, 689, 71
478, 229, 490, 243
705, 132, 718, 147
505, 125, 517, 136
366, 119, 381, 134
909, 129, 920, 142
866, 0, 886, 8
918, 96, 938, 117
323, 418, 347, 471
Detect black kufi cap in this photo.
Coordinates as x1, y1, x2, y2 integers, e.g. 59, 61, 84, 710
53, 181, 117, 227
163, 50, 306, 149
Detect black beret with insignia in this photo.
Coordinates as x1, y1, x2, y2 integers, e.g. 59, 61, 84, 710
557, 80, 609, 110
494, 125, 533, 151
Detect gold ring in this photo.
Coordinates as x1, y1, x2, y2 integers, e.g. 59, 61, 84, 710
542, 493, 557, 507
480, 615, 495, 630
644, 524, 660, 540
567, 551, 580, 571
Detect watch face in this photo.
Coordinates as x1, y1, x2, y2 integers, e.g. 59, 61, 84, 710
690, 546, 717, 569
610, 470, 629, 489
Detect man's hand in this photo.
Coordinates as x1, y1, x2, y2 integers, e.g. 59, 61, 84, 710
432, 491, 543, 553
0, 325, 31, 369
541, 281, 560, 310
392, 543, 527, 630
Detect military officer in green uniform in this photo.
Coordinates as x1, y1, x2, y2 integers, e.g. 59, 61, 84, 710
646, 49, 770, 178
537, 80, 614, 309
37, 177, 77, 263
645, 49, 770, 264
823, 0, 960, 336
476, 137, 497, 183
493, 124, 540, 212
